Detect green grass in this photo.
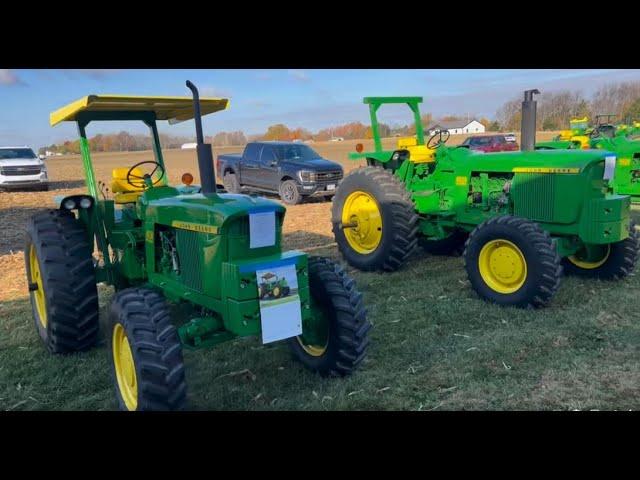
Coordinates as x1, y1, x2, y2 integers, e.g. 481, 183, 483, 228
2, 212, 640, 411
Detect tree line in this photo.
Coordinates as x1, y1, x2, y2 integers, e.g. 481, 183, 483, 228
40, 81, 640, 154
40, 132, 196, 155
496, 81, 640, 132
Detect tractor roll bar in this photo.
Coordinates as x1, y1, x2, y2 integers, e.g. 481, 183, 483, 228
186, 80, 217, 194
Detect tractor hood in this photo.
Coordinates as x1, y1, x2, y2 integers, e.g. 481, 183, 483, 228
143, 190, 285, 233
592, 136, 640, 156
451, 147, 613, 174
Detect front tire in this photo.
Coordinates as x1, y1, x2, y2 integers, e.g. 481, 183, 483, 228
562, 222, 639, 279
279, 179, 302, 205
463, 215, 562, 308
25, 209, 99, 353
108, 288, 187, 411
332, 166, 418, 271
288, 257, 371, 376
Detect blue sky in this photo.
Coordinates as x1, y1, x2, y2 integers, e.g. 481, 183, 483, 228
1, 69, 640, 148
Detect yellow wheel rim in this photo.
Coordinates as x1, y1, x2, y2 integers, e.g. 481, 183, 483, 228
567, 245, 611, 269
112, 323, 138, 411
478, 239, 527, 294
341, 190, 383, 254
296, 337, 327, 357
29, 245, 47, 328
273, 286, 281, 297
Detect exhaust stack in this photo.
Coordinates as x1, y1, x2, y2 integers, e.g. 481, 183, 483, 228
186, 80, 216, 194
521, 89, 540, 152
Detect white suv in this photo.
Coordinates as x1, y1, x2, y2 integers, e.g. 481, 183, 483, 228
0, 146, 48, 191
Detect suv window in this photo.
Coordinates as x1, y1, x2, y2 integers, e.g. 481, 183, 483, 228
244, 143, 261, 161
470, 137, 492, 146
494, 136, 506, 144
260, 146, 277, 164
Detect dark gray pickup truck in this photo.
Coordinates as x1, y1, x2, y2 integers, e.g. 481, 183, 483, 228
216, 141, 343, 204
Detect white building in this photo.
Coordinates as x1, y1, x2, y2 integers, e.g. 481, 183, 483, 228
427, 119, 485, 136
181, 142, 197, 149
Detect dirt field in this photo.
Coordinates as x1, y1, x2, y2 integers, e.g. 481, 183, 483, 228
7, 132, 639, 412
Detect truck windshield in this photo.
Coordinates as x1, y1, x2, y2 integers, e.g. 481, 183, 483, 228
0, 148, 37, 159
274, 145, 319, 161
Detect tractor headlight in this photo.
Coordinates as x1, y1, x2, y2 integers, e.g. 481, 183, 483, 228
603, 155, 616, 181
298, 170, 317, 183
63, 199, 76, 210
79, 197, 92, 209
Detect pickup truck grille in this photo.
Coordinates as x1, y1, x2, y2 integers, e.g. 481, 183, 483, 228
317, 171, 342, 182
1, 165, 41, 176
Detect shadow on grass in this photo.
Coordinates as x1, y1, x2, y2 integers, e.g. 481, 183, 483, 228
0, 207, 51, 255
283, 231, 335, 251
47, 179, 86, 190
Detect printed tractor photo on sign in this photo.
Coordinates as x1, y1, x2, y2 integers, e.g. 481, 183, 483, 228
2, 67, 640, 414
256, 264, 301, 344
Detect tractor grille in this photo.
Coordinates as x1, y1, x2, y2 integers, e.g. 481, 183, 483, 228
0, 165, 41, 176
176, 229, 203, 292
513, 173, 556, 222
317, 171, 343, 182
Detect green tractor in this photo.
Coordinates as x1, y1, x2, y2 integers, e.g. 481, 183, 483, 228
331, 90, 639, 308
24, 81, 371, 411
537, 112, 640, 203
258, 272, 291, 299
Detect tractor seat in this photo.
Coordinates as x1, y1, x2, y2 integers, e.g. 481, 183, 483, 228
111, 167, 145, 204
397, 137, 435, 163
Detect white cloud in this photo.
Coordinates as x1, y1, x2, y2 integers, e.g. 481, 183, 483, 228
255, 72, 273, 81
0, 69, 25, 86
288, 69, 310, 82
74, 69, 121, 78
200, 86, 232, 98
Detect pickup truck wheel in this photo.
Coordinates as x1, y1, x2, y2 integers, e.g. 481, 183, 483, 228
279, 180, 302, 205
223, 173, 240, 194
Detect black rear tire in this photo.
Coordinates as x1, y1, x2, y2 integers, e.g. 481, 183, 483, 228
108, 287, 187, 411
25, 209, 99, 353
463, 215, 562, 308
279, 179, 302, 205
419, 229, 469, 256
223, 172, 240, 193
562, 221, 639, 279
332, 166, 418, 271
288, 257, 371, 377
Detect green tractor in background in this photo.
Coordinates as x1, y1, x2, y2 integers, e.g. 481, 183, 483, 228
258, 272, 291, 299
25, 81, 371, 411
331, 89, 639, 309
537, 113, 640, 203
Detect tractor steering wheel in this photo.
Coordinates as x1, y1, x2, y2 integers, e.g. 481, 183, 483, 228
427, 129, 450, 149
126, 161, 166, 189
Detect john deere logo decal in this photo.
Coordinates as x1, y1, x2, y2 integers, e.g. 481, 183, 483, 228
512, 167, 580, 174
171, 221, 218, 234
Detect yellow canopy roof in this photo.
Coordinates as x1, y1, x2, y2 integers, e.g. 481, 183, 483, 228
50, 95, 229, 126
